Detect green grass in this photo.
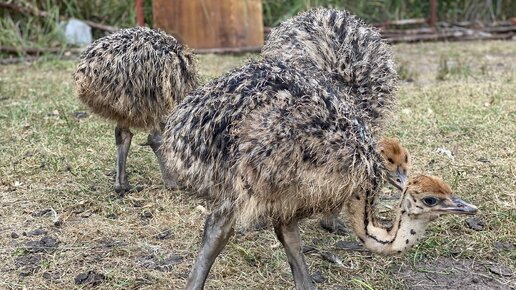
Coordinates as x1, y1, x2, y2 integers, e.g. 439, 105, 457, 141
0, 41, 515, 289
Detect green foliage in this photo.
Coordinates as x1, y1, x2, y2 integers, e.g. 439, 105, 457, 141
262, 0, 515, 26
0, 0, 152, 55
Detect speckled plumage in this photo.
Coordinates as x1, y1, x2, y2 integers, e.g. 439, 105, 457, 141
262, 8, 398, 133
163, 59, 385, 226
74, 26, 198, 130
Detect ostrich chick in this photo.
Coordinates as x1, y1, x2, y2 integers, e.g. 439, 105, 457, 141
162, 59, 477, 289
74, 27, 198, 193
320, 137, 411, 235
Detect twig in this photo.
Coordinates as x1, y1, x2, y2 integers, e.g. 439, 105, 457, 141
0, 54, 77, 64
194, 46, 263, 54
374, 18, 428, 28
0, 45, 82, 54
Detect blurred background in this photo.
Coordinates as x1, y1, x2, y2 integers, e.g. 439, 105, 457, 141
0, 0, 515, 58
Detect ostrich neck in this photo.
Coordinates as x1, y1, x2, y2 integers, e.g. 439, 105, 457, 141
344, 188, 430, 255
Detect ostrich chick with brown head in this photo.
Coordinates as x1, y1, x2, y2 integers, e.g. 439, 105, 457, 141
74, 27, 198, 193
162, 59, 477, 289
321, 137, 411, 234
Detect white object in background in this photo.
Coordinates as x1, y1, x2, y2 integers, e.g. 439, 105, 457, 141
436, 147, 454, 160
61, 19, 92, 46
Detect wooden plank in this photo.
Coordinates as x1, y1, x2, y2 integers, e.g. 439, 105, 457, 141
152, 0, 263, 50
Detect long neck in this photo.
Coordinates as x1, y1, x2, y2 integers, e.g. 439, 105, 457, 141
344, 188, 430, 255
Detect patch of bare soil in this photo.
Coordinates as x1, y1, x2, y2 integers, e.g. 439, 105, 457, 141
395, 258, 515, 290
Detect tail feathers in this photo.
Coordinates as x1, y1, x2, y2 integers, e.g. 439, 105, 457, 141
263, 8, 398, 131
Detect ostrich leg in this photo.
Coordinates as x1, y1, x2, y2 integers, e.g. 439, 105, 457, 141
185, 210, 235, 290
114, 125, 133, 194
319, 208, 348, 235
274, 220, 314, 290
147, 129, 179, 190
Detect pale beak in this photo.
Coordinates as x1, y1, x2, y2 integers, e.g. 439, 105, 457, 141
387, 176, 403, 191
396, 168, 408, 188
386, 169, 407, 191
441, 196, 478, 215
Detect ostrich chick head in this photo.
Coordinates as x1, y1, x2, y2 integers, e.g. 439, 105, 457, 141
379, 138, 410, 190
402, 175, 478, 220
355, 174, 478, 255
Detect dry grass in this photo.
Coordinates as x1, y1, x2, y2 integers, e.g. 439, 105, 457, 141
0, 41, 515, 289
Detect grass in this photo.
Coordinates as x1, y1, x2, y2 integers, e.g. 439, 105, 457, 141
0, 41, 515, 289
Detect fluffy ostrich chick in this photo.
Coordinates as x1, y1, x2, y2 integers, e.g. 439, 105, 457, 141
74, 27, 198, 193
321, 137, 411, 234
162, 59, 477, 289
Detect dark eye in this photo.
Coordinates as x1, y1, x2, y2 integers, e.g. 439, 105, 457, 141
422, 197, 439, 207
388, 158, 394, 164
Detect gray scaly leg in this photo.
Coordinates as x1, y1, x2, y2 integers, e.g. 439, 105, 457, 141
147, 130, 179, 190
185, 210, 235, 290
274, 220, 314, 290
114, 125, 133, 194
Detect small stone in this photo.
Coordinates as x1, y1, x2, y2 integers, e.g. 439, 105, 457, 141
488, 265, 512, 277
40, 236, 59, 248
32, 208, 52, 217
156, 229, 172, 240
25, 236, 59, 252
195, 205, 207, 213
15, 254, 42, 277
466, 217, 485, 231
47, 110, 60, 117
311, 271, 326, 283
476, 157, 491, 163
73, 111, 89, 119
472, 277, 480, 283
11, 232, 19, 239
42, 272, 52, 280
141, 210, 153, 219
494, 242, 514, 251
19, 270, 33, 277
106, 213, 117, 219
26, 228, 48, 237
74, 271, 105, 286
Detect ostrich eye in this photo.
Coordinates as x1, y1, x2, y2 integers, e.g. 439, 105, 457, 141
422, 197, 439, 207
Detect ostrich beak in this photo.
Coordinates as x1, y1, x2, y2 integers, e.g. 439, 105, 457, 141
387, 169, 407, 192
396, 168, 408, 188
441, 196, 478, 215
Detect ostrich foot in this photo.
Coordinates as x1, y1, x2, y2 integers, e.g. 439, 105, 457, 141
319, 213, 349, 236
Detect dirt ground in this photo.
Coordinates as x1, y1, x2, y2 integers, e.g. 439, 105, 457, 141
0, 40, 515, 289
